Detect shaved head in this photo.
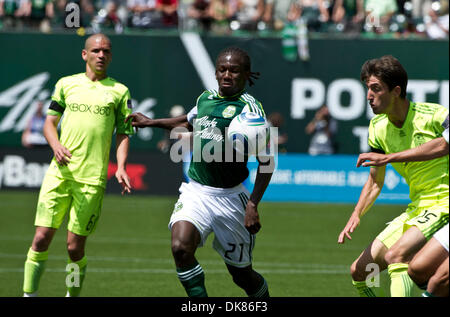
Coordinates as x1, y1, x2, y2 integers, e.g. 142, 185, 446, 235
84, 33, 111, 50
82, 33, 112, 80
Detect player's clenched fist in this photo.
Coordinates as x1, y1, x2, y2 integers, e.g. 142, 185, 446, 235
125, 112, 152, 128
245, 201, 262, 234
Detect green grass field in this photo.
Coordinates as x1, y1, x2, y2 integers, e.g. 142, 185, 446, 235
0, 190, 413, 297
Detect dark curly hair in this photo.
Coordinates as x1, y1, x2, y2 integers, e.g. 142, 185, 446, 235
216, 47, 260, 87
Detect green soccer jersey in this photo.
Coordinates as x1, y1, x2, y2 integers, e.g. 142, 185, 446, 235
47, 73, 134, 188
368, 102, 449, 207
187, 89, 265, 188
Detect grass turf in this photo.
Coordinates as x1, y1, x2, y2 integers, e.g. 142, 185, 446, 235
0, 190, 411, 297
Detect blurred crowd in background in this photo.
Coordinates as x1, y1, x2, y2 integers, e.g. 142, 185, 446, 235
0, 0, 448, 39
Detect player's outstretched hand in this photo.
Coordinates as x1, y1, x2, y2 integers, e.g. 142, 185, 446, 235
356, 152, 388, 167
53, 143, 72, 166
115, 168, 132, 195
245, 201, 261, 234
125, 112, 152, 130
338, 212, 360, 244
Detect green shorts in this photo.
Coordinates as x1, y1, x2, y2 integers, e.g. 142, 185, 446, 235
377, 201, 449, 249
35, 173, 105, 236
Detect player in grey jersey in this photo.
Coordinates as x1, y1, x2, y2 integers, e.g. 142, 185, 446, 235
126, 47, 273, 297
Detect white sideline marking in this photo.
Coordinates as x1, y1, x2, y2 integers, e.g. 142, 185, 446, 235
0, 268, 347, 275
0, 252, 348, 274
0, 235, 169, 245
0, 235, 362, 251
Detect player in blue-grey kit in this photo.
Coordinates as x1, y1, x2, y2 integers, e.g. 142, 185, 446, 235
126, 47, 274, 297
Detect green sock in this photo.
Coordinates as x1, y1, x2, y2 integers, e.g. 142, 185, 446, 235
66, 256, 87, 297
176, 261, 208, 297
388, 263, 414, 297
247, 275, 269, 298
352, 280, 377, 297
23, 248, 48, 294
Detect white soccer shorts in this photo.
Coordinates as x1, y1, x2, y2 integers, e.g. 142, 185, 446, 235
433, 223, 449, 252
168, 180, 255, 268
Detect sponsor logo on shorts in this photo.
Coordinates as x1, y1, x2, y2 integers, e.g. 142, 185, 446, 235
173, 202, 183, 213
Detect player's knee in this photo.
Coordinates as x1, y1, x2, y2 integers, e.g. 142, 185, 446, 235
230, 270, 252, 289
429, 269, 449, 289
228, 266, 259, 289
407, 262, 425, 285
384, 248, 405, 265
67, 241, 84, 262
350, 260, 366, 281
32, 231, 52, 252
171, 240, 194, 262
231, 274, 247, 288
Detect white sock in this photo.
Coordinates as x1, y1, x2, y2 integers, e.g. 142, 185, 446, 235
24, 291, 38, 297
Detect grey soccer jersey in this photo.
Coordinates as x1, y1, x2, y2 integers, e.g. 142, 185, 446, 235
187, 89, 265, 188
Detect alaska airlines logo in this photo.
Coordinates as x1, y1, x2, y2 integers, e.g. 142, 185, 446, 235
194, 128, 224, 142
0, 73, 157, 140
194, 116, 224, 142
0, 73, 51, 133
196, 115, 218, 128
68, 103, 111, 116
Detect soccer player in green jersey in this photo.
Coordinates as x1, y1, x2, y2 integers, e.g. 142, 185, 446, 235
358, 124, 449, 297
356, 134, 449, 167
338, 55, 449, 297
23, 34, 134, 297
126, 47, 273, 297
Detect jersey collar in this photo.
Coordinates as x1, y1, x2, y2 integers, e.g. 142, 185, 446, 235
83, 72, 109, 83
217, 89, 246, 100
389, 100, 413, 130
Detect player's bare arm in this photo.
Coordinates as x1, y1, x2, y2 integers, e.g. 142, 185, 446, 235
43, 115, 72, 166
356, 152, 389, 167
125, 113, 191, 130
338, 165, 386, 244
115, 134, 132, 195
358, 137, 449, 168
245, 159, 273, 234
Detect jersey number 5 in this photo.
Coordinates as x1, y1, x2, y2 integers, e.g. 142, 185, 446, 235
417, 210, 437, 224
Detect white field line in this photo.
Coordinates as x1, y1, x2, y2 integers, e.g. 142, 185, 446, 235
0, 268, 348, 275
0, 235, 362, 250
0, 252, 348, 275
0, 235, 170, 246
